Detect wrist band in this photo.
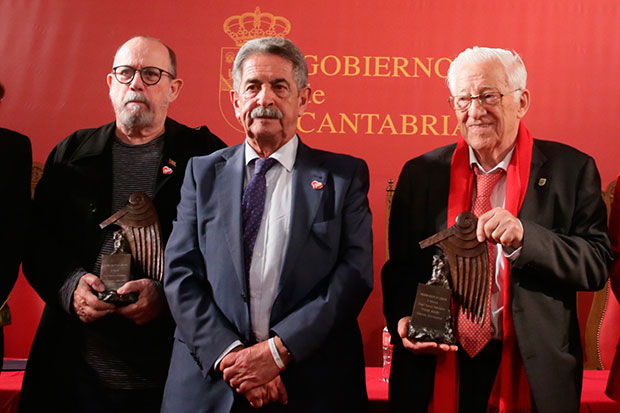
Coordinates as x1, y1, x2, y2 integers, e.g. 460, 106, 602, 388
268, 337, 286, 370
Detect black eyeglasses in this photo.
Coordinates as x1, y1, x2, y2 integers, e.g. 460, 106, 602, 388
448, 89, 521, 111
111, 65, 175, 86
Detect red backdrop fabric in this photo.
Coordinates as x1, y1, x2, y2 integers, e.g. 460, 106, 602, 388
1, 0, 619, 366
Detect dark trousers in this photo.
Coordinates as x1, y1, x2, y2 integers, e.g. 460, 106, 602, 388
75, 359, 163, 413
458, 339, 502, 413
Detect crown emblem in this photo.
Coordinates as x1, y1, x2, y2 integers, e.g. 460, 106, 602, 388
223, 7, 291, 47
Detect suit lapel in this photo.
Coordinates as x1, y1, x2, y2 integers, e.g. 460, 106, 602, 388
277, 142, 326, 297
215, 145, 247, 293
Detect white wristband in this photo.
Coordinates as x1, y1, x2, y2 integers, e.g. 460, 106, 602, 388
268, 337, 285, 370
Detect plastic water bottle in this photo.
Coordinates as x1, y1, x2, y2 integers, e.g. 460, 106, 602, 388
382, 326, 393, 382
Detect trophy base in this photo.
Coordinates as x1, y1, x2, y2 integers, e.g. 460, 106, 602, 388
408, 322, 456, 345
97, 291, 138, 306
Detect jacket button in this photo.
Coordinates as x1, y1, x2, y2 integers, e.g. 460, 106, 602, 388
89, 203, 97, 213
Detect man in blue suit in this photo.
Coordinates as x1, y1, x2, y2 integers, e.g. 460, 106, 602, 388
162, 37, 373, 412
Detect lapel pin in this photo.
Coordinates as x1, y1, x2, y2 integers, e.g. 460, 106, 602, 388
168, 158, 177, 167
162, 166, 173, 175
538, 178, 547, 186
311, 180, 324, 190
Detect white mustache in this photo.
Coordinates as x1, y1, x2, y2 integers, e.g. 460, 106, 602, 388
123, 92, 150, 109
250, 106, 283, 119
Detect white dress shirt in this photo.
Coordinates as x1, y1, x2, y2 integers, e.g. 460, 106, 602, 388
468, 145, 522, 339
214, 136, 297, 368
244, 136, 296, 341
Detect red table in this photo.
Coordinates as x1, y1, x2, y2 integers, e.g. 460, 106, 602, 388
0, 364, 618, 412
0, 370, 22, 413
365, 367, 620, 413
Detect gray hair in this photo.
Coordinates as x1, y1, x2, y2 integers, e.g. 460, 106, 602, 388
232, 37, 308, 93
447, 46, 527, 99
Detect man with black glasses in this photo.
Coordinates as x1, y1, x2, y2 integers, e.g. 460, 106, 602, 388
19, 36, 225, 412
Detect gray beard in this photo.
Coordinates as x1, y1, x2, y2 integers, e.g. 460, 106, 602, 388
117, 108, 155, 129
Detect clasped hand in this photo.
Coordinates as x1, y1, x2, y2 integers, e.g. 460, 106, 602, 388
219, 340, 288, 408
72, 274, 164, 325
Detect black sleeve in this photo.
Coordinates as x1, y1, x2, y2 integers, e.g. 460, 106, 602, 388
0, 131, 32, 303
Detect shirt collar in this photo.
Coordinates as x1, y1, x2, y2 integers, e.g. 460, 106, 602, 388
468, 145, 515, 174
244, 135, 298, 172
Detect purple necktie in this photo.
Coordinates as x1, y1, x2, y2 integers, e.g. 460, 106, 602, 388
242, 157, 278, 275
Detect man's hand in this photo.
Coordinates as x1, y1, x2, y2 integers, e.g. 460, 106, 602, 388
477, 207, 523, 249
243, 375, 288, 408
220, 339, 283, 393
72, 273, 115, 323
114, 279, 165, 325
397, 316, 458, 354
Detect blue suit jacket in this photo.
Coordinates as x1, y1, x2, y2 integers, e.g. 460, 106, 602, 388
163, 140, 373, 412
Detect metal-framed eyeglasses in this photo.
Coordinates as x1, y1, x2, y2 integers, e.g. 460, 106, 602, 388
448, 89, 521, 111
111, 65, 175, 86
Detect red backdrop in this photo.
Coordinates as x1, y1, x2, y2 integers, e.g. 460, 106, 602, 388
1, 0, 619, 366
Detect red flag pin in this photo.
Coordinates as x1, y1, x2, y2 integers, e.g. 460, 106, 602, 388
162, 166, 173, 175
311, 180, 324, 190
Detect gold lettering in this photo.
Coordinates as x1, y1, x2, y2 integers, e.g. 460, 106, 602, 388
434, 57, 452, 79
452, 123, 461, 136
317, 113, 337, 133
378, 114, 398, 135
363, 56, 372, 77
374, 57, 391, 77
299, 111, 457, 136
298, 112, 315, 133
400, 114, 418, 135
392, 57, 411, 77
360, 113, 380, 134
441, 115, 451, 135
320, 55, 341, 77
343, 56, 361, 76
421, 115, 439, 135
312, 89, 326, 105
412, 57, 432, 78
306, 55, 318, 76
339, 113, 359, 134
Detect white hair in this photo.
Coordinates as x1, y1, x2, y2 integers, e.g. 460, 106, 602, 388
447, 46, 527, 99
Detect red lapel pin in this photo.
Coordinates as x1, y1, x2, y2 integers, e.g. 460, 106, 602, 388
311, 180, 324, 190
162, 166, 173, 175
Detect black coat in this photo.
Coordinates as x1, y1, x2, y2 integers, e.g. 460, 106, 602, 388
0, 128, 31, 370
382, 139, 612, 413
19, 118, 226, 412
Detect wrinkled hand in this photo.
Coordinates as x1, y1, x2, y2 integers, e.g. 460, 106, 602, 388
220, 340, 281, 393
73, 273, 115, 323
477, 207, 523, 249
243, 375, 288, 408
397, 316, 458, 354
114, 279, 165, 325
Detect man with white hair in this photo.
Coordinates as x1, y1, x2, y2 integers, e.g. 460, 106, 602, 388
382, 46, 611, 412
19, 36, 225, 412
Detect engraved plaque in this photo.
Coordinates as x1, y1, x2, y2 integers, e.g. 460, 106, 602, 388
410, 284, 452, 331
408, 255, 456, 344
100, 254, 131, 291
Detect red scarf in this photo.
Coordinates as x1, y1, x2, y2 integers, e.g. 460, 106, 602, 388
430, 121, 533, 413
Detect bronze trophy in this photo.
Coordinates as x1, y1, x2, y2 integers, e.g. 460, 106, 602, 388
98, 192, 164, 305
408, 211, 488, 344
